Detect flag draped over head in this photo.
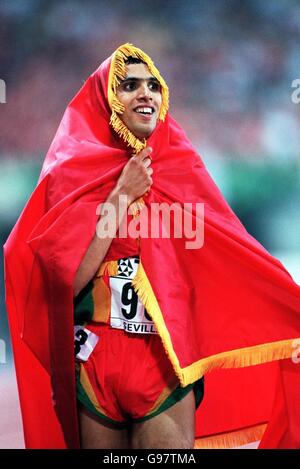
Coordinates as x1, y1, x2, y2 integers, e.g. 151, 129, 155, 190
4, 43, 300, 449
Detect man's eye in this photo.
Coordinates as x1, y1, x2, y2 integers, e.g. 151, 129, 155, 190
149, 81, 160, 92
123, 82, 137, 91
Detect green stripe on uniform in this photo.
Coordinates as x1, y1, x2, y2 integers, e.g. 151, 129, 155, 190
74, 280, 95, 324
75, 370, 204, 427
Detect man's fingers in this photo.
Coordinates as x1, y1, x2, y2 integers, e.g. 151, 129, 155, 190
143, 157, 152, 168
138, 146, 152, 161
129, 155, 151, 168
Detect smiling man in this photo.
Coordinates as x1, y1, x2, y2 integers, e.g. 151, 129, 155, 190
72, 54, 204, 449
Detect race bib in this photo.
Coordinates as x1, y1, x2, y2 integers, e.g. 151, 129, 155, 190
74, 326, 99, 361
110, 257, 157, 334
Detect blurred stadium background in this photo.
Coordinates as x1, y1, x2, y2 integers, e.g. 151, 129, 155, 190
0, 0, 299, 448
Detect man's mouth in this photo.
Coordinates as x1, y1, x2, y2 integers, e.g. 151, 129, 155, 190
133, 106, 155, 116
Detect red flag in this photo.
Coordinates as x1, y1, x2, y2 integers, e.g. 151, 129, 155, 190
4, 44, 300, 448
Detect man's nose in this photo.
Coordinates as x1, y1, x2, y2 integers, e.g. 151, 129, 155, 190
137, 82, 152, 100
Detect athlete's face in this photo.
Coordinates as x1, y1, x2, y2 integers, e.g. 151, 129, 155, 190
116, 63, 162, 139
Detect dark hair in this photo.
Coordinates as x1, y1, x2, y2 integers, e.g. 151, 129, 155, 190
125, 56, 146, 65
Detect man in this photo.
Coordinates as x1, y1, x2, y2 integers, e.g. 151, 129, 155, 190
4, 44, 300, 449
73, 58, 201, 449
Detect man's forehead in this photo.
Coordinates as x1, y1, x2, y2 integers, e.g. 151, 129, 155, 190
123, 62, 155, 80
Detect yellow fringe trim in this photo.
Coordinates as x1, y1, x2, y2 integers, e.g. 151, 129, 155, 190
194, 423, 267, 449
131, 261, 187, 383
107, 43, 169, 153
132, 261, 300, 387
182, 338, 298, 386
110, 111, 146, 153
128, 196, 145, 217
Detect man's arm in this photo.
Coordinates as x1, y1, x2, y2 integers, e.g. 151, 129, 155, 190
73, 146, 153, 297
73, 186, 128, 297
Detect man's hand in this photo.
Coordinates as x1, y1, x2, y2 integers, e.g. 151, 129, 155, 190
116, 146, 153, 205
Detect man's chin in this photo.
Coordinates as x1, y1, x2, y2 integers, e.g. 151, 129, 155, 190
133, 125, 155, 140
